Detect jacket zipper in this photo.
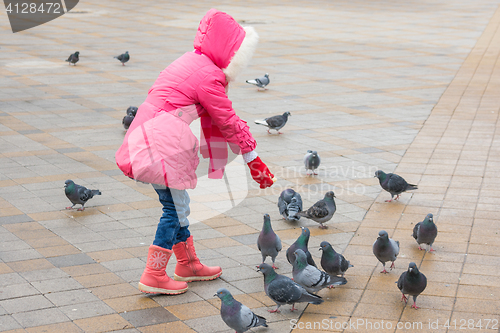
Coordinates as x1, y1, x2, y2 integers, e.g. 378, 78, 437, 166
185, 243, 197, 275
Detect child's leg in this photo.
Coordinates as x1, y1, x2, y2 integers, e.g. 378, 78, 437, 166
152, 187, 184, 250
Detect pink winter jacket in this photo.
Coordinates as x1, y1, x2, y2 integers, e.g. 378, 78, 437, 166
115, 9, 259, 189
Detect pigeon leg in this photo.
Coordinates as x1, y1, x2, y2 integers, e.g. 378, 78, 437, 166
122, 63, 125, 66
385, 197, 393, 202
272, 264, 279, 269
65, 204, 75, 210
290, 303, 297, 312
411, 302, 419, 309
401, 294, 408, 303
267, 129, 271, 134
278, 131, 283, 134
328, 285, 336, 289
77, 205, 86, 211
418, 246, 423, 250
380, 263, 388, 273
390, 261, 395, 270
319, 224, 328, 229
395, 194, 400, 200
429, 247, 435, 252
268, 307, 280, 313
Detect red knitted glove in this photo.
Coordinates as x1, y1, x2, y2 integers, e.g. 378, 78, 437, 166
247, 157, 275, 189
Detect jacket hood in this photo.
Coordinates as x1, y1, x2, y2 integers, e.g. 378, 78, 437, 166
194, 9, 258, 82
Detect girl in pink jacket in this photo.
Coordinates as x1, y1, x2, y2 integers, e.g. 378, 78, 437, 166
115, 9, 274, 294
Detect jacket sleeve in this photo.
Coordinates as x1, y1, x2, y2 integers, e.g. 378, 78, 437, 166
196, 69, 257, 154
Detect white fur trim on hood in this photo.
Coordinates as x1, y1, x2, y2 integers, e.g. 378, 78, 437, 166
223, 26, 259, 82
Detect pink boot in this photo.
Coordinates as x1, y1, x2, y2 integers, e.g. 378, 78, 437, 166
172, 236, 222, 282
138, 245, 188, 294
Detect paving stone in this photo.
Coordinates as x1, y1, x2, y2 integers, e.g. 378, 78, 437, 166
119, 307, 178, 327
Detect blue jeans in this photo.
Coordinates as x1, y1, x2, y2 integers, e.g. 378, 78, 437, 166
152, 186, 191, 250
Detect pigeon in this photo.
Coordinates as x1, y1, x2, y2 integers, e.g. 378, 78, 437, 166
278, 188, 303, 221
412, 213, 438, 252
64, 180, 101, 211
292, 249, 347, 293
254, 112, 291, 134
304, 150, 321, 175
126, 106, 138, 117
257, 263, 323, 313
319, 241, 353, 277
257, 214, 282, 269
286, 226, 317, 267
372, 230, 400, 273
246, 73, 270, 89
123, 106, 138, 130
397, 262, 427, 309
122, 114, 134, 130
114, 51, 130, 66
215, 288, 268, 333
375, 170, 418, 202
65, 51, 79, 65
297, 191, 336, 229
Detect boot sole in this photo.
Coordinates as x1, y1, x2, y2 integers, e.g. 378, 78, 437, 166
138, 282, 188, 295
173, 271, 222, 282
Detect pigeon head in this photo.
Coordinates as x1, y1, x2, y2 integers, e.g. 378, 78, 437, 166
324, 191, 336, 200
282, 188, 296, 201
74, 51, 79, 56
319, 241, 335, 252
214, 288, 232, 300
407, 262, 419, 275
424, 213, 434, 223
262, 214, 272, 232
374, 170, 386, 180
283, 111, 291, 119
377, 230, 389, 241
257, 263, 277, 279
64, 180, 74, 188
264, 73, 269, 78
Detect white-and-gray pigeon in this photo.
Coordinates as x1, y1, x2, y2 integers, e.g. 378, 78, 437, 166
412, 213, 437, 252
64, 180, 101, 211
375, 170, 418, 202
278, 188, 303, 221
397, 262, 427, 309
297, 191, 336, 229
254, 112, 291, 134
215, 288, 268, 333
257, 214, 282, 269
286, 226, 317, 267
246, 73, 270, 89
304, 150, 321, 175
65, 51, 79, 65
372, 230, 400, 273
319, 241, 353, 277
114, 51, 129, 66
257, 263, 323, 313
292, 249, 347, 293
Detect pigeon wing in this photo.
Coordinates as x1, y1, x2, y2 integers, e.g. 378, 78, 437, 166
412, 222, 421, 241
264, 115, 284, 128
268, 277, 303, 304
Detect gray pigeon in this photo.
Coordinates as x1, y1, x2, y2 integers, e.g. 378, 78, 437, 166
372, 230, 400, 273
257, 214, 282, 269
304, 150, 321, 175
254, 112, 291, 134
257, 263, 323, 313
397, 262, 427, 309
246, 73, 270, 89
65, 51, 79, 65
122, 114, 134, 130
215, 288, 268, 333
286, 226, 317, 267
278, 188, 303, 221
114, 51, 130, 66
122, 106, 138, 130
375, 170, 418, 202
297, 191, 336, 229
292, 249, 347, 293
320, 241, 353, 277
64, 180, 101, 211
412, 213, 438, 252
126, 106, 138, 117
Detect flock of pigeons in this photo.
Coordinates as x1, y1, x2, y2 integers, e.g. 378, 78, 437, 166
65, 50, 130, 66
58, 70, 438, 332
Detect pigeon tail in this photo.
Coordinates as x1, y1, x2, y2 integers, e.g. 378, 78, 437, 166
254, 119, 268, 126
407, 184, 418, 191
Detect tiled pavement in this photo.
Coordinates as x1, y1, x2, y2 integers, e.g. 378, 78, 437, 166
0, 1, 499, 332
